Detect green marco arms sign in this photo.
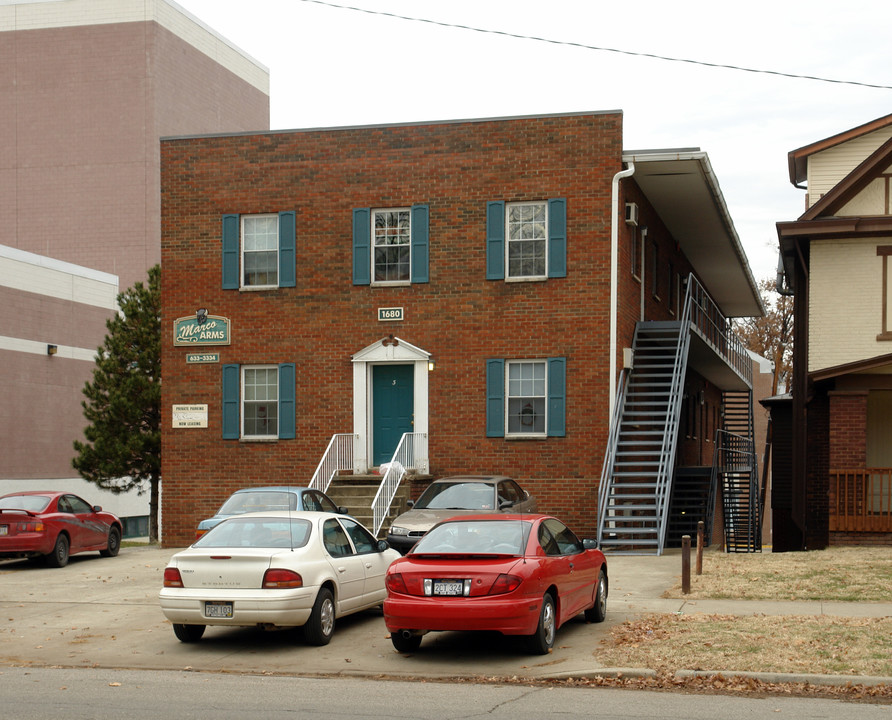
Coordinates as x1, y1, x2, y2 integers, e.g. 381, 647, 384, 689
173, 311, 231, 347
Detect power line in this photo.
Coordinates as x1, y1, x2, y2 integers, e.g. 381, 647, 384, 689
298, 0, 892, 91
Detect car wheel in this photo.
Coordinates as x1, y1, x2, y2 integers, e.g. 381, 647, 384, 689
391, 631, 422, 653
526, 592, 556, 655
45, 534, 70, 568
100, 526, 121, 557
303, 587, 335, 646
173, 624, 206, 643
585, 569, 607, 623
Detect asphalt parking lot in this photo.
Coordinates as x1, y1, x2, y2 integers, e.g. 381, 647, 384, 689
0, 545, 684, 679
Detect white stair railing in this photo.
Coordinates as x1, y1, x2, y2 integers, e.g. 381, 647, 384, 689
371, 432, 428, 536
309, 433, 354, 493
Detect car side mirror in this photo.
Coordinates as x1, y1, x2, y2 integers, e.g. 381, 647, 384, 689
377, 539, 391, 552
337, 506, 349, 515
92, 505, 102, 512
582, 538, 599, 550
406, 500, 415, 508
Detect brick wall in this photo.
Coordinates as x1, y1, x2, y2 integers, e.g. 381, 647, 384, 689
160, 112, 714, 547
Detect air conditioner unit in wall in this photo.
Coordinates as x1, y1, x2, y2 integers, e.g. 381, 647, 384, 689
625, 202, 639, 226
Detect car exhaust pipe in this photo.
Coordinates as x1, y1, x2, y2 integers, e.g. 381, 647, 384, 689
400, 629, 414, 640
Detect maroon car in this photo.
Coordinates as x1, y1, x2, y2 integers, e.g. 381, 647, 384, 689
0, 491, 123, 567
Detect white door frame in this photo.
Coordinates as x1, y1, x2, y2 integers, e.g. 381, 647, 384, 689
351, 336, 430, 474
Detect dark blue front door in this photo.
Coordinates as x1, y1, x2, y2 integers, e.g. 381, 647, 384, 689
372, 364, 414, 466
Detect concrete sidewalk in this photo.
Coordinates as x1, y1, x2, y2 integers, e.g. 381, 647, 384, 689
1, 546, 890, 685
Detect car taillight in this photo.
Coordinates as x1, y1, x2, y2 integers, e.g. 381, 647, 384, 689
488, 574, 523, 595
195, 529, 207, 540
163, 567, 184, 588
17, 522, 45, 533
262, 569, 303, 589
385, 572, 408, 595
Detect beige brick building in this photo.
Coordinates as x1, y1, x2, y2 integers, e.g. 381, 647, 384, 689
0, 0, 269, 525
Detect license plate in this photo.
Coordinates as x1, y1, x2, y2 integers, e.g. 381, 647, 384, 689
205, 601, 233, 618
432, 580, 465, 596
0, 525, 7, 536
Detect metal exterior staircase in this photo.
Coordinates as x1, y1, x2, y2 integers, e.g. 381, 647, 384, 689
597, 320, 690, 554
715, 390, 762, 552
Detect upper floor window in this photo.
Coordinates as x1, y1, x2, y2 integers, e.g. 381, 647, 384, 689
353, 205, 429, 286
221, 212, 296, 290
486, 199, 567, 281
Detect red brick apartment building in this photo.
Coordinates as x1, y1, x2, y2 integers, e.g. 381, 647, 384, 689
160, 111, 764, 552
0, 0, 268, 525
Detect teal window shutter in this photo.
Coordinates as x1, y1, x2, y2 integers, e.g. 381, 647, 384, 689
222, 214, 240, 289
486, 201, 505, 280
353, 208, 371, 285
548, 198, 567, 278
547, 357, 566, 437
486, 359, 505, 437
410, 204, 429, 283
222, 364, 240, 439
278, 363, 295, 439
278, 211, 296, 288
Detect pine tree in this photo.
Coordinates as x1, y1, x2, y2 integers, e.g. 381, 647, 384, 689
73, 265, 161, 541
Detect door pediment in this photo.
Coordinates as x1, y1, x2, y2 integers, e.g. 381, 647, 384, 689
352, 336, 430, 364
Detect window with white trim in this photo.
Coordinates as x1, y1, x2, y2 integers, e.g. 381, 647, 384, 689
242, 366, 278, 438
507, 202, 547, 279
507, 360, 547, 435
242, 215, 278, 287
373, 209, 410, 283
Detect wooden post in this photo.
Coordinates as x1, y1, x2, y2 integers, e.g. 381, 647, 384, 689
696, 520, 704, 576
682, 534, 691, 594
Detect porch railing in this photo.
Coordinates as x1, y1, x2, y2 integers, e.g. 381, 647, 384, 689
830, 469, 892, 532
371, 431, 428, 536
686, 273, 752, 386
309, 433, 354, 493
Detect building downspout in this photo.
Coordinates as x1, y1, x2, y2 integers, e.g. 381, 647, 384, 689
610, 162, 635, 419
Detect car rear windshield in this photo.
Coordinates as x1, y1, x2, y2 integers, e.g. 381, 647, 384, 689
0, 495, 51, 512
194, 517, 312, 549
218, 491, 298, 515
412, 519, 532, 555
415, 482, 496, 510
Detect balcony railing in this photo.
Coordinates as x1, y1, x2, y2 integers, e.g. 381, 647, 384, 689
829, 468, 892, 532
686, 273, 753, 386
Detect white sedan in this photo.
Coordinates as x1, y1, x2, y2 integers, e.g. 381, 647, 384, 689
159, 511, 400, 645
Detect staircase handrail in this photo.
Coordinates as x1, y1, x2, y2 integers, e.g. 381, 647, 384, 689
371, 431, 428, 536
714, 428, 761, 552
309, 433, 354, 493
597, 368, 629, 541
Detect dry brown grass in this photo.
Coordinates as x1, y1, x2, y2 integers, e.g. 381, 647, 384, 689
597, 546, 892, 680
663, 546, 892, 602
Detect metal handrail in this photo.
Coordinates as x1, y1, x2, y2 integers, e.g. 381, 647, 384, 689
597, 368, 629, 541
685, 273, 752, 386
371, 431, 428, 535
309, 433, 354, 492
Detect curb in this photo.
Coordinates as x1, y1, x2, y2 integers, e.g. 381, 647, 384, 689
674, 669, 892, 688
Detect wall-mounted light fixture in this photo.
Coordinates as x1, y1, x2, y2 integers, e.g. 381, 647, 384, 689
47, 344, 58, 356
427, 357, 436, 372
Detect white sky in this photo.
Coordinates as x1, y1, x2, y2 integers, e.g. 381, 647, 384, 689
176, 0, 892, 285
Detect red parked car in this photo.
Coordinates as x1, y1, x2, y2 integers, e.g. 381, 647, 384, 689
384, 514, 607, 654
0, 491, 123, 568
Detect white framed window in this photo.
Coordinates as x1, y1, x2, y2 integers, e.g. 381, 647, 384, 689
507, 360, 547, 436
373, 208, 411, 283
242, 365, 278, 438
507, 202, 547, 279
241, 214, 279, 288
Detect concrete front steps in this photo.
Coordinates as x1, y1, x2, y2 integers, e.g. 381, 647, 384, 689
325, 472, 431, 537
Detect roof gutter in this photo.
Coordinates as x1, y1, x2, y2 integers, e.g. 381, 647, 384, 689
610, 161, 636, 420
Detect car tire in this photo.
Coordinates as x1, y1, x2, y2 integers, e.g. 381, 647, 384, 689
100, 526, 121, 557
391, 631, 422, 653
585, 569, 607, 623
173, 623, 206, 643
303, 587, 335, 646
526, 592, 556, 655
45, 534, 70, 568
